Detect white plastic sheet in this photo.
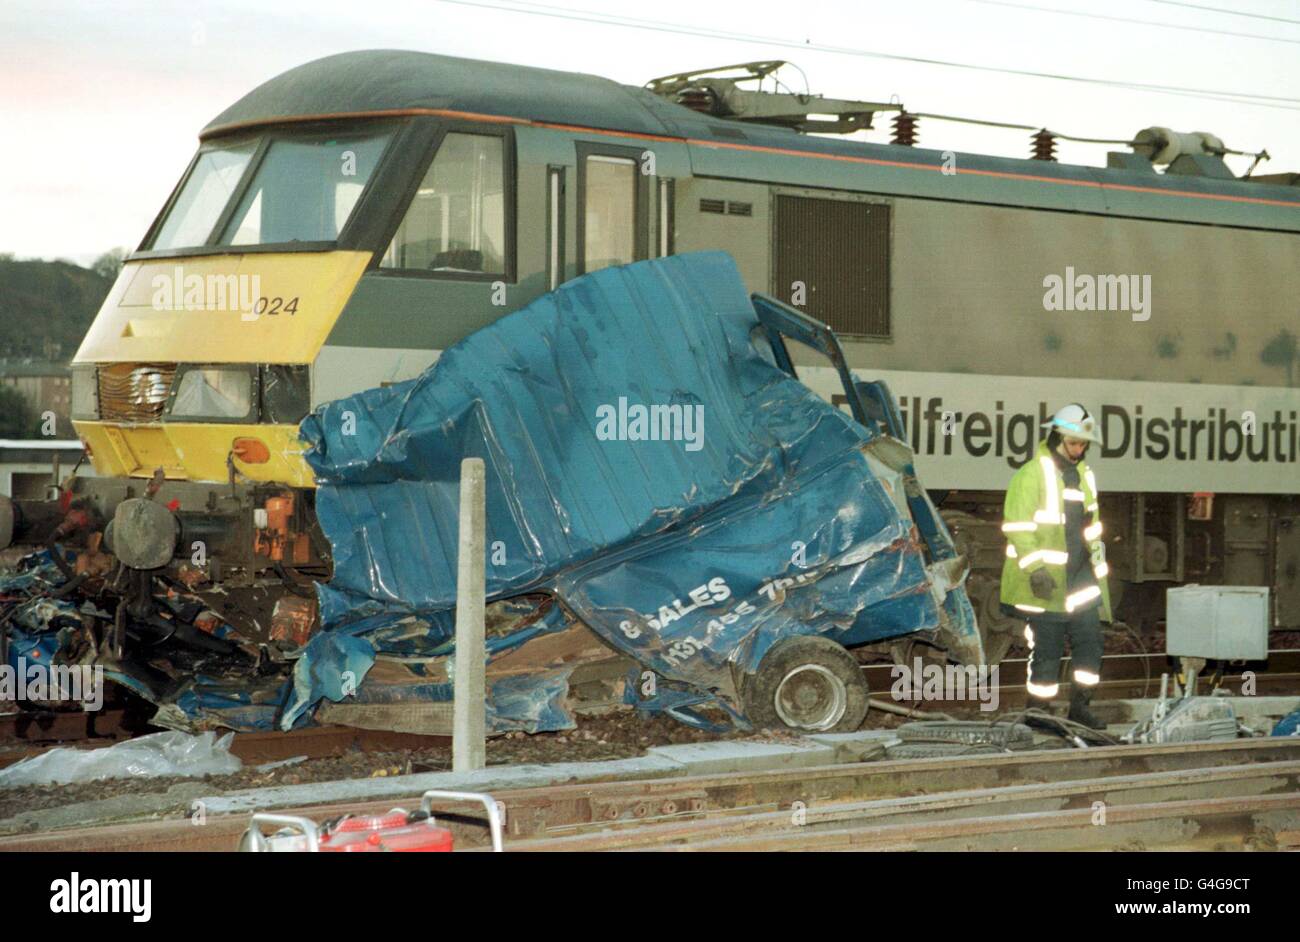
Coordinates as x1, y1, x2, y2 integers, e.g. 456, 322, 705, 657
0, 730, 242, 788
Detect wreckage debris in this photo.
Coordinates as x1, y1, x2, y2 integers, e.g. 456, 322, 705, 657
1, 253, 979, 736
0, 730, 240, 788
290, 252, 978, 733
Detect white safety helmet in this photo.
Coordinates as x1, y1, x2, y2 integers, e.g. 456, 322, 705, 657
1043, 403, 1103, 445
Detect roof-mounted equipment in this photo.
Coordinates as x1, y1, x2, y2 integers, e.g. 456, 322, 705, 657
646, 61, 901, 135
1117, 127, 1241, 179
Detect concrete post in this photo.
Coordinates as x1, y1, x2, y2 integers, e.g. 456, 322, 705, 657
453, 457, 487, 772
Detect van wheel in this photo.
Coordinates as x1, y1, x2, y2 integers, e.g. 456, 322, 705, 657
896, 720, 1034, 749
742, 636, 869, 733
885, 741, 1007, 759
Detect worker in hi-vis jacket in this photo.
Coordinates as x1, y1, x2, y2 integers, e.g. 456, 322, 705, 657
1000, 403, 1111, 730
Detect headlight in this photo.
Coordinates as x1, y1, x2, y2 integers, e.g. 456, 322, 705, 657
168, 366, 255, 421
71, 365, 99, 419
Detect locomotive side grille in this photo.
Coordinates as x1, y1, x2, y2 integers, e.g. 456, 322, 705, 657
96, 363, 176, 422
774, 195, 891, 338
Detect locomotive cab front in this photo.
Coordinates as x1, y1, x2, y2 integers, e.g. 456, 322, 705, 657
15, 115, 483, 643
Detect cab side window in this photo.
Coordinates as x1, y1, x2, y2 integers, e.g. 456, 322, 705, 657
382, 133, 506, 274
582, 155, 636, 272
578, 145, 647, 274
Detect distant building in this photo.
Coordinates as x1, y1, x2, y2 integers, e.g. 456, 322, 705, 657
0, 360, 73, 438
0, 439, 90, 498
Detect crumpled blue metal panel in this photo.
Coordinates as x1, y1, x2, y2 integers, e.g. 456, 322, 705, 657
166, 676, 293, 733
280, 595, 577, 732
301, 251, 802, 627
292, 251, 971, 728
1273, 708, 1300, 737
1, 553, 80, 676
486, 670, 577, 734
0, 552, 67, 596
283, 628, 376, 727
5, 628, 61, 674
556, 452, 936, 710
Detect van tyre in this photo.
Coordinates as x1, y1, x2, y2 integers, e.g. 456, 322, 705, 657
885, 741, 1008, 759
742, 635, 869, 733
896, 720, 1034, 749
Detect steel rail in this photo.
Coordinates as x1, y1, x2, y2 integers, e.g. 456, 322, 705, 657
4, 738, 1299, 852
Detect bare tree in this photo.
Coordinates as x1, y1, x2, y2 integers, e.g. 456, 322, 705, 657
91, 247, 128, 280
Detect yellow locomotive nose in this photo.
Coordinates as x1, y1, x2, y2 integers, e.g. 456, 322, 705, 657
71, 251, 370, 487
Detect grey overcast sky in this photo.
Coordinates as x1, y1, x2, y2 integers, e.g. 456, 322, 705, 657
2, 0, 1297, 264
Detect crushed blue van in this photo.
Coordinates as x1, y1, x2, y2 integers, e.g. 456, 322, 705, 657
288, 251, 982, 734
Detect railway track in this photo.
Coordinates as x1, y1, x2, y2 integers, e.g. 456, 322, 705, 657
599, 794, 1300, 852
3, 738, 1298, 852
504, 762, 1300, 851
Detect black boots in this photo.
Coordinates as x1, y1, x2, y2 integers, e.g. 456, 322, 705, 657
1068, 686, 1105, 730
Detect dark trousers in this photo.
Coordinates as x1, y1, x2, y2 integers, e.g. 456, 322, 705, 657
1024, 606, 1103, 694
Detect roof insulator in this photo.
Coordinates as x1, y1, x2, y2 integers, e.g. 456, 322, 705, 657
891, 111, 919, 147
1031, 129, 1058, 162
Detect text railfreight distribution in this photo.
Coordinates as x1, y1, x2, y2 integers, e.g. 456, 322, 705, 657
893, 398, 1300, 469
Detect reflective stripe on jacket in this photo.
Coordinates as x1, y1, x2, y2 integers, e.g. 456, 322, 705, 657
1000, 440, 1112, 621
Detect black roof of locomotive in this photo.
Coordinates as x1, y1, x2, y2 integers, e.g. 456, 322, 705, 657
201, 50, 1300, 230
